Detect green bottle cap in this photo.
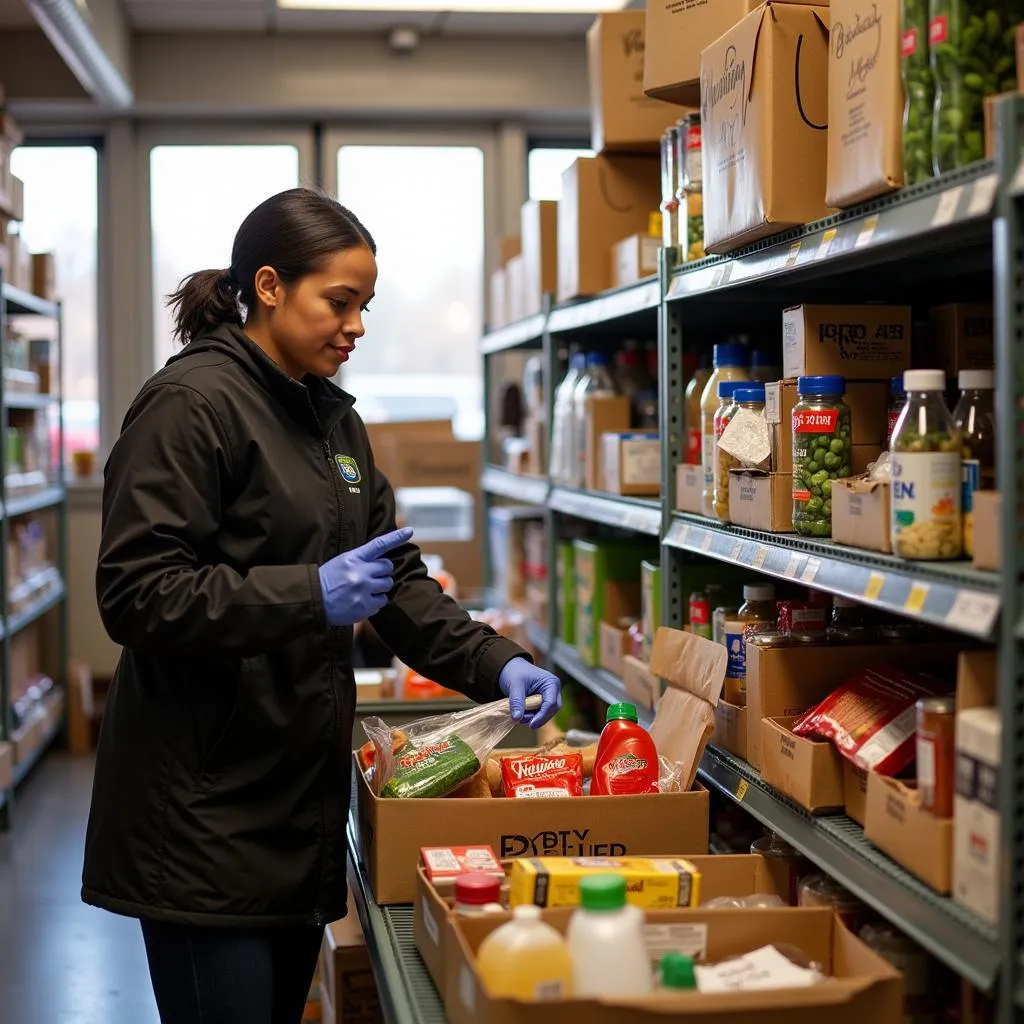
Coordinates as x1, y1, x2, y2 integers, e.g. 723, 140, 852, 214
606, 702, 639, 724
579, 874, 627, 911
661, 951, 697, 990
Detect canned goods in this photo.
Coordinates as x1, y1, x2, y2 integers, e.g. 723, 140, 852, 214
916, 696, 956, 817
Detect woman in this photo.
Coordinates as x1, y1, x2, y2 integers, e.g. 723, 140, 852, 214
82, 187, 561, 1024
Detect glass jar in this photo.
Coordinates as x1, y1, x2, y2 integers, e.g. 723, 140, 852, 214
724, 584, 777, 703
681, 112, 702, 194
677, 114, 704, 262
700, 345, 749, 518
660, 126, 680, 250
830, 595, 868, 630
712, 604, 738, 646
792, 375, 851, 538
887, 374, 905, 447
714, 384, 765, 520
929, 0, 1021, 174
952, 368, 995, 558
890, 369, 962, 559
901, 0, 934, 184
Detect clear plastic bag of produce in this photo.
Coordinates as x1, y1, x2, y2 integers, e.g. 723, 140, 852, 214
362, 694, 542, 799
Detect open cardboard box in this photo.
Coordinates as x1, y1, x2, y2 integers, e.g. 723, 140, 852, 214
831, 477, 892, 554
416, 853, 791, 1005
712, 700, 748, 762
622, 654, 662, 711
844, 762, 869, 826
760, 716, 845, 813
675, 462, 704, 514
446, 907, 902, 1024
728, 470, 793, 531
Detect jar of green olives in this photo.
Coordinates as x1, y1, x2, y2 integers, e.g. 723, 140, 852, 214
929, 0, 1022, 173
901, 0, 934, 184
792, 376, 852, 537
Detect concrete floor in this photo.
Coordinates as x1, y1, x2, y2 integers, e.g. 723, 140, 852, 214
0, 752, 159, 1024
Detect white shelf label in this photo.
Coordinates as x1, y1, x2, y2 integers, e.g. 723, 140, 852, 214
729, 541, 744, 562
932, 185, 965, 227
817, 227, 838, 259
800, 557, 822, 584
701, 531, 714, 552
783, 554, 804, 578
945, 591, 999, 636
752, 545, 769, 570
967, 174, 998, 217
854, 214, 879, 249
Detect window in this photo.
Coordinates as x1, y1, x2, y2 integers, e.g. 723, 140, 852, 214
335, 145, 485, 439
527, 146, 594, 201
149, 144, 301, 371
10, 144, 99, 466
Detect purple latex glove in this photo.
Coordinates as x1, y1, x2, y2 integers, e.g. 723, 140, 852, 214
498, 657, 563, 730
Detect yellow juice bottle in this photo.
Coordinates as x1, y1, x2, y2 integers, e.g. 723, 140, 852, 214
476, 906, 574, 1001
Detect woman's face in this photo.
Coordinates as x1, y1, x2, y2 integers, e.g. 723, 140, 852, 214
249, 245, 378, 379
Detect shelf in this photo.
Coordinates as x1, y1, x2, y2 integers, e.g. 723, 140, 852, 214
480, 313, 546, 355
547, 278, 660, 334
4, 485, 64, 518
665, 513, 1000, 640
4, 392, 57, 411
2, 284, 58, 318
526, 618, 549, 656
481, 466, 549, 505
698, 745, 999, 992
549, 487, 661, 536
668, 164, 997, 301
3, 580, 66, 640
551, 640, 654, 728
12, 705, 63, 788
347, 796, 446, 1024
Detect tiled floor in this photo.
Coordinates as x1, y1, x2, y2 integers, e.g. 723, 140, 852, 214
0, 752, 159, 1023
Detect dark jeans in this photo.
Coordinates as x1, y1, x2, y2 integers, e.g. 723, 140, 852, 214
141, 919, 324, 1024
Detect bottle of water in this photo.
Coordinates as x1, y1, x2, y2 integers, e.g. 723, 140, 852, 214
571, 352, 617, 489
549, 352, 586, 483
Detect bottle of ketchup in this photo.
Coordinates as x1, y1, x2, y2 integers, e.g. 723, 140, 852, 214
590, 703, 659, 796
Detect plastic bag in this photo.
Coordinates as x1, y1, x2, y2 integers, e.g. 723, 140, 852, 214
702, 894, 786, 909
658, 755, 686, 794
362, 694, 542, 799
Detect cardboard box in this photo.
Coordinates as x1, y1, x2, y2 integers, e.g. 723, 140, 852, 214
557, 155, 661, 301
761, 716, 845, 813
489, 267, 507, 328
640, 560, 661, 663
644, 0, 828, 107
504, 254, 526, 324
712, 700, 748, 761
865, 771, 953, 893
319, 885, 383, 1024
585, 395, 631, 491
825, 0, 903, 207
971, 490, 1000, 571
831, 476, 892, 553
599, 621, 631, 677
622, 654, 662, 710
612, 233, 661, 287
844, 762, 868, 826
520, 199, 557, 318
0, 740, 11, 789
600, 430, 661, 496
574, 538, 650, 666
417, 853, 791, 1005
0, 173, 24, 222
765, 379, 799, 474
701, 3, 832, 254
588, 11, 684, 153
675, 462, 704, 513
844, 380, 889, 445
728, 470, 793, 531
31, 252, 56, 301
928, 304, 994, 377
448, 907, 902, 1024
983, 91, 1015, 160
782, 305, 912, 380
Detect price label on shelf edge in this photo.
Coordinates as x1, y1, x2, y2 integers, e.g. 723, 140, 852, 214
752, 545, 769, 570
735, 779, 749, 801
905, 582, 930, 614
863, 571, 886, 602
967, 174, 998, 217
931, 185, 965, 228
701, 531, 714, 552
945, 590, 999, 636
729, 540, 744, 562
800, 557, 822, 584
817, 227, 838, 260
854, 214, 879, 249
784, 553, 804, 578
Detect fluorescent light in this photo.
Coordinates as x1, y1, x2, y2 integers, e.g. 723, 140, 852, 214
278, 0, 629, 12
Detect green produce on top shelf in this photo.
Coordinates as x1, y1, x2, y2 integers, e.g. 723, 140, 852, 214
902, 0, 935, 185
929, 0, 1022, 173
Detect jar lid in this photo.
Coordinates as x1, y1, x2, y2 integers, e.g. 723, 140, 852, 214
959, 369, 994, 390
743, 583, 775, 601
606, 702, 639, 724
717, 380, 744, 399
734, 385, 766, 404
713, 342, 747, 367
797, 374, 846, 396
903, 369, 945, 391
455, 873, 502, 906
579, 874, 627, 911
916, 696, 956, 715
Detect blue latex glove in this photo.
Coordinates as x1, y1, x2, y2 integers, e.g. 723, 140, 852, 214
498, 657, 563, 730
317, 527, 413, 627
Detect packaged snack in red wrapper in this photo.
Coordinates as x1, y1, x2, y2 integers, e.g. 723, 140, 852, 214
792, 664, 947, 775
500, 752, 584, 799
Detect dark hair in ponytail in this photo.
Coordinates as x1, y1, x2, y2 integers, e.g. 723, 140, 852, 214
167, 187, 376, 346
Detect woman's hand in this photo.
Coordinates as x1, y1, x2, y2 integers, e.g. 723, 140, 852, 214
498, 657, 563, 730
317, 528, 413, 627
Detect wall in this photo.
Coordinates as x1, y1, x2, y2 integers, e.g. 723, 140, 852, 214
68, 493, 119, 676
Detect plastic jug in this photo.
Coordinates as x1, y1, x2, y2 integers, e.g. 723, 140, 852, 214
475, 905, 574, 1000
590, 703, 659, 796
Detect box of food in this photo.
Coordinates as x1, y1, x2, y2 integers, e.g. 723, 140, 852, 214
585, 396, 631, 491
600, 430, 661, 496
612, 233, 661, 287
843, 761, 868, 825
557, 155, 661, 301
701, 3, 832, 254
927, 304, 994, 377
971, 491, 1000, 571
831, 476, 892, 553
599, 620, 631, 677
760, 716, 845, 813
825, 0, 903, 207
712, 699, 748, 761
676, 462, 704, 513
782, 305, 912, 380
520, 200, 557, 319
588, 11, 684, 153
728, 470, 793, 532
319, 878, 382, 1024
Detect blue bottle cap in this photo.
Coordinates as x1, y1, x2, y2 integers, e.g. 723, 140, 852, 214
717, 380, 744, 400
734, 385, 766, 403
797, 375, 846, 396
713, 342, 747, 368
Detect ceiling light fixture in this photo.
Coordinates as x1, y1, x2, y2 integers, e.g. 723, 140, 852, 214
277, 0, 630, 12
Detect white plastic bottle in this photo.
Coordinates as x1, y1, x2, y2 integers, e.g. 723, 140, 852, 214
570, 352, 618, 489
567, 874, 653, 997
549, 351, 586, 483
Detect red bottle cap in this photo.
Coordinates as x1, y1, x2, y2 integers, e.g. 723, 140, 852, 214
455, 873, 501, 906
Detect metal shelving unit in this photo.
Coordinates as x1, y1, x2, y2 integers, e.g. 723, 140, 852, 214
480, 465, 549, 505
548, 487, 661, 536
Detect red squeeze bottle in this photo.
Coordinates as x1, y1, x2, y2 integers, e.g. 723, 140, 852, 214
590, 703, 660, 796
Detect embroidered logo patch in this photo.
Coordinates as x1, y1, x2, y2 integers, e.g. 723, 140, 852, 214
335, 454, 362, 484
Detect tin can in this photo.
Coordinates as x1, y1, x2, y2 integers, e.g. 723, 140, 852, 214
777, 600, 829, 634
916, 696, 956, 817
689, 590, 712, 639
712, 605, 737, 646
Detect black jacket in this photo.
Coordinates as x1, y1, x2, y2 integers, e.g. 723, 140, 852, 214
81, 324, 524, 927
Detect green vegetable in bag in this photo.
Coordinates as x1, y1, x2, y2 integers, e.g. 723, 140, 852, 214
380, 735, 481, 799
